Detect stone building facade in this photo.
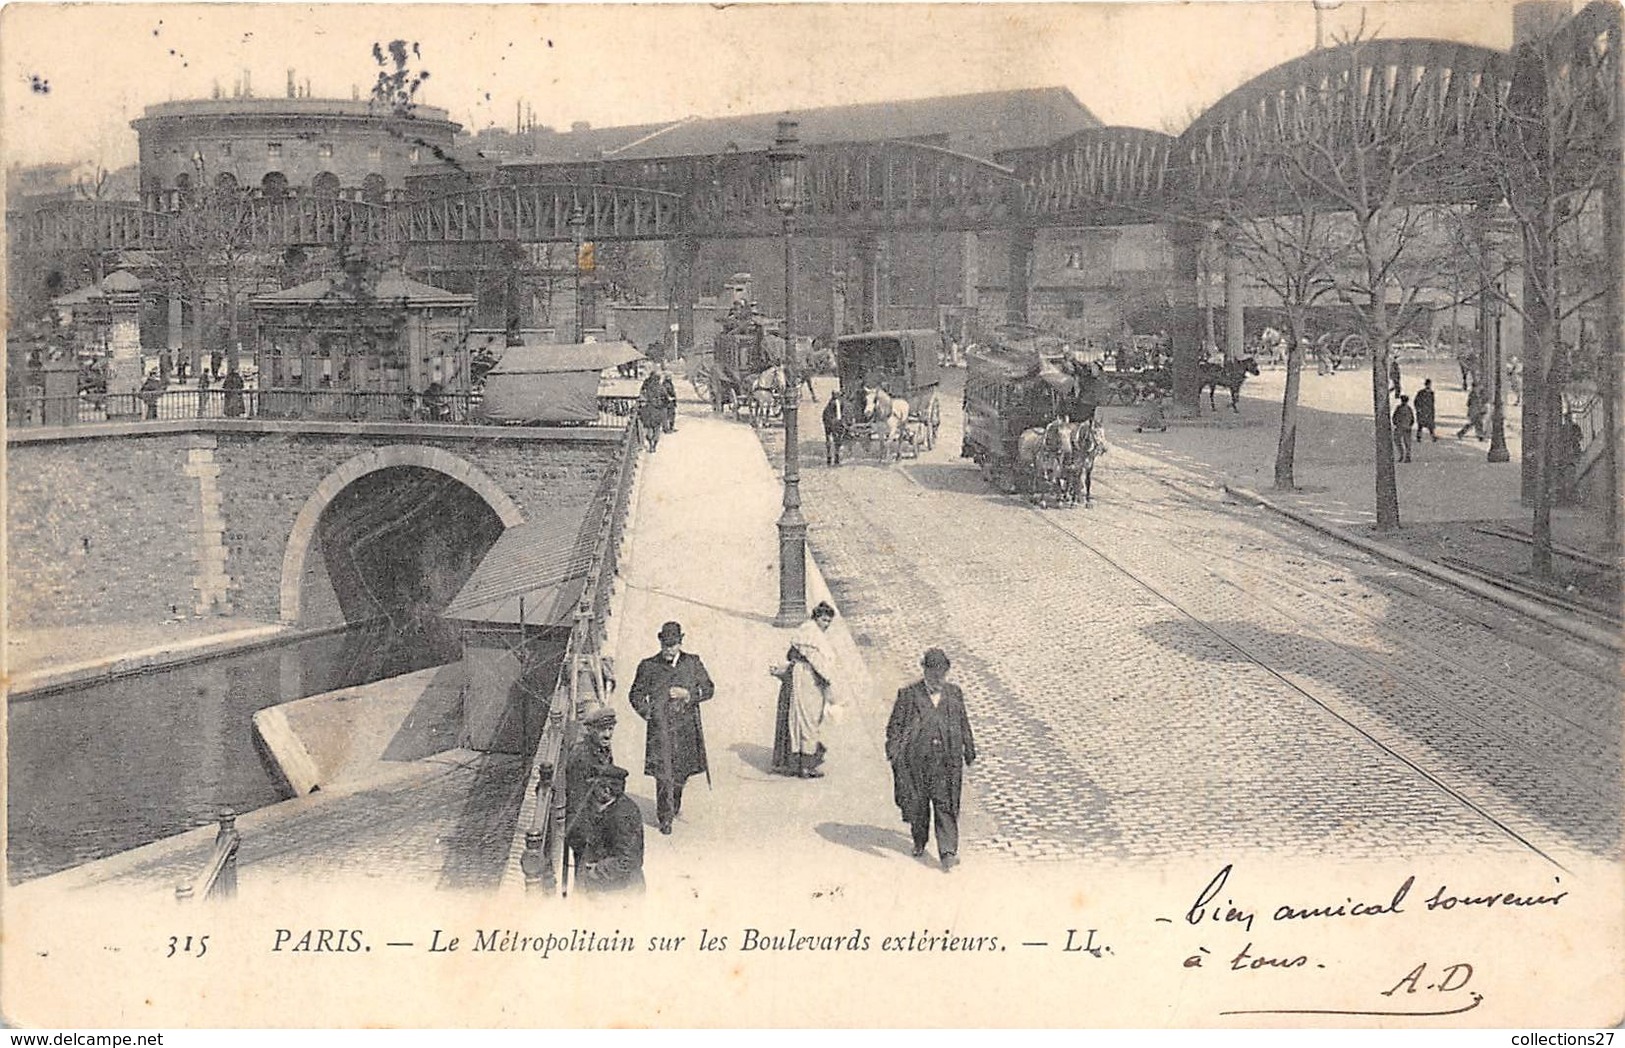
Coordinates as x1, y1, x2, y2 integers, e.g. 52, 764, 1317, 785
133, 98, 461, 209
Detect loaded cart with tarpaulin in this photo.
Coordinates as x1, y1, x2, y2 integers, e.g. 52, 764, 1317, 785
478, 341, 643, 424
441, 508, 600, 754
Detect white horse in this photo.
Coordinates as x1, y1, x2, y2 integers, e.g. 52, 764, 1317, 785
863, 385, 911, 464
1016, 417, 1107, 506
751, 365, 787, 428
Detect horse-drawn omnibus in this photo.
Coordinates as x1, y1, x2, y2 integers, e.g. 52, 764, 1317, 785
962, 338, 1106, 505
834, 329, 944, 454
689, 304, 788, 420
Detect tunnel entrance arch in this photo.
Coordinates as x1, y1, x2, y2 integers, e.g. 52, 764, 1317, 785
279, 445, 524, 624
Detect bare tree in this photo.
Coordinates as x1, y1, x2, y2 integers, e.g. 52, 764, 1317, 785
1261, 35, 1482, 530
1212, 174, 1352, 489
1472, 8, 1619, 577
148, 173, 267, 375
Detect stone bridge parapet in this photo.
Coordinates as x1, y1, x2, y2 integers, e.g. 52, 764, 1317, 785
6, 422, 624, 634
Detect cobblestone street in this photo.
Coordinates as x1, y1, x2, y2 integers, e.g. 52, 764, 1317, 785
757, 375, 1619, 868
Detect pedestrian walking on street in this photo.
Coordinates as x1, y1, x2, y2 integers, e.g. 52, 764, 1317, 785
886, 648, 976, 872
628, 621, 715, 835
661, 368, 678, 434
139, 370, 164, 420
638, 371, 665, 453
770, 601, 846, 779
1458, 383, 1487, 440
196, 367, 212, 418
573, 765, 646, 894
1391, 395, 1415, 462
210, 350, 223, 381
1414, 379, 1438, 442
221, 367, 246, 418
1388, 355, 1403, 397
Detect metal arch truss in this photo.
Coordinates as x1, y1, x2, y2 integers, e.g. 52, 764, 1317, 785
11, 200, 175, 252
1006, 127, 1178, 226
1179, 38, 1514, 205
394, 183, 685, 243
694, 139, 1021, 237
8, 5, 1618, 256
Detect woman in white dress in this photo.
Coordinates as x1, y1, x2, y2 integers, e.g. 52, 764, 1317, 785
770, 601, 843, 778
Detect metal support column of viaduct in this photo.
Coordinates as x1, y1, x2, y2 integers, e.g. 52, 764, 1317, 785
1223, 225, 1245, 363
666, 235, 699, 358
1004, 227, 1035, 326
854, 235, 881, 331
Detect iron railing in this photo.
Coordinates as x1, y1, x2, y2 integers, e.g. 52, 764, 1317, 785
519, 410, 643, 894
6, 389, 640, 429
175, 811, 240, 904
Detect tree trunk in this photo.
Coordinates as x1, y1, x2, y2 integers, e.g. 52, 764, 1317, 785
226, 272, 241, 374
1526, 217, 1560, 579
1274, 308, 1308, 490
1370, 289, 1400, 530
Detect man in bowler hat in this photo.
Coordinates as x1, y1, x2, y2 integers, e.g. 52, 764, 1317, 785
628, 621, 715, 834
886, 648, 976, 872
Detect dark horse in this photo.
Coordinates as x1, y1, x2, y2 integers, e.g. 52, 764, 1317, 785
821, 390, 854, 465
1197, 356, 1260, 412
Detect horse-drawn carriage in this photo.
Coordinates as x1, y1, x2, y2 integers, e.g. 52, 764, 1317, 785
824, 329, 943, 462
961, 337, 1106, 506
687, 304, 792, 424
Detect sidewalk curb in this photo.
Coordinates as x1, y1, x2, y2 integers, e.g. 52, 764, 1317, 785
8, 623, 295, 698
1224, 483, 1622, 653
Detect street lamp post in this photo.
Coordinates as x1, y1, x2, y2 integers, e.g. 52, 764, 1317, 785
569, 203, 586, 342
1312, 0, 1343, 50
770, 120, 807, 628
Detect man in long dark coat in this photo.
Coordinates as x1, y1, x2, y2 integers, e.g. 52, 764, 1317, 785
628, 621, 715, 834
638, 372, 665, 452
575, 765, 646, 894
1414, 378, 1437, 443
886, 648, 976, 872
660, 368, 678, 433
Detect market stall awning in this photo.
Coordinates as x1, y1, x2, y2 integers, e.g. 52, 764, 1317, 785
487, 341, 643, 375
441, 510, 599, 627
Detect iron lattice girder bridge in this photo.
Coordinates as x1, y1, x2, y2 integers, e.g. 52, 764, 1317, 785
10, 17, 1619, 254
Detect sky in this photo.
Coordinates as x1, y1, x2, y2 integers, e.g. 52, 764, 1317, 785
1, 1, 1523, 172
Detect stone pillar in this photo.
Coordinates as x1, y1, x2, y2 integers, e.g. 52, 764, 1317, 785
168, 292, 184, 360
105, 285, 145, 401
1224, 234, 1245, 363
962, 231, 981, 313
666, 235, 698, 356
1167, 221, 1205, 416
41, 355, 78, 426
831, 267, 848, 336
856, 235, 881, 330
1005, 228, 1035, 326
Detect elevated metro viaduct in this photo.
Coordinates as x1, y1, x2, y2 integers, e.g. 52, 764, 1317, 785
9, 5, 1621, 514
5, 419, 623, 639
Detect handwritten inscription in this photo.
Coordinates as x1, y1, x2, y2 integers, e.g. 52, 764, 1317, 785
1180, 864, 1565, 930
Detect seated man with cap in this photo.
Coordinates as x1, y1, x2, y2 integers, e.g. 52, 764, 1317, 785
628, 620, 715, 835
575, 765, 646, 894
565, 702, 618, 873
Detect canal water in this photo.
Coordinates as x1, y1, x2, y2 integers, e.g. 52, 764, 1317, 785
7, 621, 461, 884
